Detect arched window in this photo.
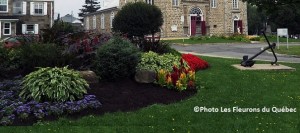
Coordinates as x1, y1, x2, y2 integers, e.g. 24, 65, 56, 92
93, 15, 96, 29
190, 7, 202, 15
101, 13, 105, 29
110, 12, 114, 28
86, 16, 89, 30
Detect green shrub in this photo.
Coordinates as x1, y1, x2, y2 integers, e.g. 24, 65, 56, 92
136, 51, 181, 72
141, 41, 177, 54
190, 36, 196, 40
250, 37, 261, 41
19, 66, 88, 102
94, 37, 141, 81
0, 47, 23, 76
20, 43, 73, 72
112, 2, 163, 41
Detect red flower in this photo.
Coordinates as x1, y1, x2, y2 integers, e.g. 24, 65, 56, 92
182, 54, 209, 71
171, 72, 179, 86
188, 80, 195, 87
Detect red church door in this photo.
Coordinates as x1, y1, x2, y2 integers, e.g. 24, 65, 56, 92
191, 16, 206, 36
191, 16, 197, 36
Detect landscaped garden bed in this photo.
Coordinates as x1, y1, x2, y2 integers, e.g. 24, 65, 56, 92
0, 77, 197, 126
0, 33, 209, 126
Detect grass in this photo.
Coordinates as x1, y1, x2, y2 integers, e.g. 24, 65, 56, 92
162, 36, 300, 45
162, 38, 243, 44
267, 37, 300, 43
272, 45, 300, 56
1, 57, 300, 132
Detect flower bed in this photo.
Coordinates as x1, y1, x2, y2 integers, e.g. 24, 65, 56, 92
0, 79, 101, 126
182, 54, 209, 71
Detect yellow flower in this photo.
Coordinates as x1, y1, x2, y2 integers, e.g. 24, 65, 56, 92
166, 76, 172, 84
180, 72, 186, 79
176, 80, 182, 88
159, 69, 165, 74
188, 70, 195, 80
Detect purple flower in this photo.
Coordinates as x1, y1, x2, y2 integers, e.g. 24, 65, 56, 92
16, 105, 31, 114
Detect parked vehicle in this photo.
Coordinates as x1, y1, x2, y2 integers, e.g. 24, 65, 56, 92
2, 35, 39, 48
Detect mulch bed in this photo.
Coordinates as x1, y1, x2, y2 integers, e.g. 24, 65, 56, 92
11, 79, 197, 126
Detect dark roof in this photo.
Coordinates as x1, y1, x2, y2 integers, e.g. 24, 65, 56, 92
0, 16, 19, 20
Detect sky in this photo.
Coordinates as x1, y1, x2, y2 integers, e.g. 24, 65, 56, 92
54, 0, 85, 18
54, 0, 117, 18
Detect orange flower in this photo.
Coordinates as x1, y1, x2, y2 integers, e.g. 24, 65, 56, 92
166, 76, 172, 84
180, 72, 186, 79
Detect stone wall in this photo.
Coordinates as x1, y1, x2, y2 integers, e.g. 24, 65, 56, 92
84, 9, 118, 33
85, 0, 248, 37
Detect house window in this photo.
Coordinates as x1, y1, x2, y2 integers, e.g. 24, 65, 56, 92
3, 22, 11, 35
172, 0, 178, 6
0, 0, 8, 12
233, 0, 238, 9
145, 0, 153, 5
211, 0, 216, 8
13, 1, 22, 14
27, 25, 34, 32
86, 17, 90, 30
22, 24, 39, 34
110, 12, 114, 28
101, 14, 105, 29
93, 15, 96, 29
34, 2, 44, 15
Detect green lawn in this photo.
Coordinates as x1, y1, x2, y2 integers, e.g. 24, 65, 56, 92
267, 37, 300, 43
1, 57, 300, 132
162, 38, 243, 44
273, 45, 300, 56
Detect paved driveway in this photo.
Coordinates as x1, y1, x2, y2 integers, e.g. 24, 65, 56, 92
171, 43, 300, 63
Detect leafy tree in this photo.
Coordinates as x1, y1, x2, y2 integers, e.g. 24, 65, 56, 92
244, 0, 300, 34
112, 2, 163, 42
78, 0, 101, 18
247, 4, 267, 35
41, 20, 74, 44
268, 4, 300, 34
243, 0, 300, 13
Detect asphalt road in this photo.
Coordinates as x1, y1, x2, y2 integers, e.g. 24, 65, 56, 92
171, 43, 300, 63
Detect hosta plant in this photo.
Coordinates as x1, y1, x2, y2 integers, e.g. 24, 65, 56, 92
136, 51, 183, 72
19, 66, 89, 102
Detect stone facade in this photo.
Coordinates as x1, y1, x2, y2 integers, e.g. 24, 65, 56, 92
0, 0, 54, 38
84, 0, 248, 37
85, 7, 118, 33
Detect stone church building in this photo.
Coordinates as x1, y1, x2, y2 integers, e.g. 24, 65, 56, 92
84, 0, 248, 37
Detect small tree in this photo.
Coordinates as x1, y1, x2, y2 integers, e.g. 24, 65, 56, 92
78, 0, 101, 18
112, 2, 163, 42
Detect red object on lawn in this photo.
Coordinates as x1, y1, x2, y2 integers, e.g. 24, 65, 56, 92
182, 54, 209, 71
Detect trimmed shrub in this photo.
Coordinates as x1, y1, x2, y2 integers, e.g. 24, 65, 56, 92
94, 37, 140, 81
182, 54, 209, 71
0, 47, 23, 77
19, 67, 89, 102
136, 51, 182, 72
141, 41, 174, 54
20, 43, 73, 72
113, 2, 163, 40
